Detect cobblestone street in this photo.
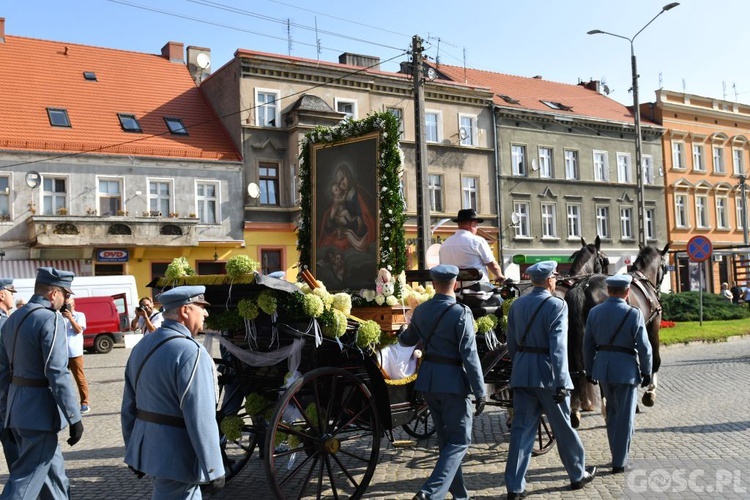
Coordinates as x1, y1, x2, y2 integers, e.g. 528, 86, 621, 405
2, 336, 749, 499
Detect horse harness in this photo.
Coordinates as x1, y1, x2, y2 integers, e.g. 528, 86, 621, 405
628, 270, 662, 327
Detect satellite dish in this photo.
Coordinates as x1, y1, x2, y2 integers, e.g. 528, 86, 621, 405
25, 171, 42, 189
510, 212, 521, 225
426, 244, 441, 269
196, 53, 211, 70
247, 182, 261, 199
425, 67, 437, 81
431, 218, 452, 233
531, 159, 539, 171
459, 127, 469, 140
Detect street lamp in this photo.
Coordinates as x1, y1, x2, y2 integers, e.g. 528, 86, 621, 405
588, 2, 680, 247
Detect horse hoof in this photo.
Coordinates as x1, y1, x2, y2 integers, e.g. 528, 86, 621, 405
571, 411, 581, 428
642, 391, 655, 407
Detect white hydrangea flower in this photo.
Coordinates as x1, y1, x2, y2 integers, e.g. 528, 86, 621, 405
375, 294, 386, 306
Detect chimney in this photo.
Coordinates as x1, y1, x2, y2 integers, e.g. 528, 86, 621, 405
161, 41, 184, 63
0, 18, 5, 44
581, 80, 601, 93
338, 52, 380, 71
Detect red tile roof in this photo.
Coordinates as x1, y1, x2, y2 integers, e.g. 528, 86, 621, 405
0, 35, 240, 161
434, 63, 645, 125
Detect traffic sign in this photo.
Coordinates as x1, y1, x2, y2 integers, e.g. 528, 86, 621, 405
687, 235, 712, 262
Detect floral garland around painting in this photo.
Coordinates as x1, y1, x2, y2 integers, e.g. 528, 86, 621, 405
296, 111, 407, 296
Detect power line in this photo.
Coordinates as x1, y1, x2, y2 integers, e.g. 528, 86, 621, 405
1, 51, 409, 171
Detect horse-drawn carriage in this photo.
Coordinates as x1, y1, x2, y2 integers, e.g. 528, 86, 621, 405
150, 272, 435, 499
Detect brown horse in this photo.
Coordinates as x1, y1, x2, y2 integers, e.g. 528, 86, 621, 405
564, 243, 669, 427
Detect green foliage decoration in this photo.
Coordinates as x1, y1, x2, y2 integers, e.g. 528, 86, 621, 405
220, 416, 243, 441
356, 320, 381, 350
226, 255, 260, 280
297, 111, 406, 279
257, 290, 278, 315
164, 257, 195, 280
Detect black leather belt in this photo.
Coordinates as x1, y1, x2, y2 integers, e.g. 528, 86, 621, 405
596, 345, 637, 356
423, 353, 462, 366
136, 409, 186, 428
11, 376, 49, 388
517, 346, 549, 355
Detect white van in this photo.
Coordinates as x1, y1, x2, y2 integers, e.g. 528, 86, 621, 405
12, 275, 139, 321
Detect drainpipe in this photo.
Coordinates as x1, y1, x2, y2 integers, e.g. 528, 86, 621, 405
491, 103, 504, 270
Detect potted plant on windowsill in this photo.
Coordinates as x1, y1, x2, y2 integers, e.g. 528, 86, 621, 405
116, 209, 129, 216
168, 212, 179, 218
86, 208, 97, 216
56, 207, 68, 216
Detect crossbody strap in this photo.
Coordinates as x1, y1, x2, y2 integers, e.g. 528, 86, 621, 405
518, 296, 553, 348
9, 304, 45, 377
422, 304, 460, 355
606, 307, 634, 346
134, 335, 185, 389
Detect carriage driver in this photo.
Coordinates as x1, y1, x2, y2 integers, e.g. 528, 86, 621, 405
121, 285, 225, 498
439, 209, 505, 286
504, 261, 596, 498
583, 274, 653, 474
399, 264, 486, 500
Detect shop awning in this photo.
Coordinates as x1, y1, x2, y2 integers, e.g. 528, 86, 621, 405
0, 260, 87, 279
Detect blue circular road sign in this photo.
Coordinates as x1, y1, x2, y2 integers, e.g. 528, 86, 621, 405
687, 235, 712, 262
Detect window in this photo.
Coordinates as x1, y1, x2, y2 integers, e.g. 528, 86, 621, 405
386, 107, 405, 138
538, 147, 553, 178
428, 174, 443, 212
593, 151, 609, 182
737, 197, 746, 230
645, 208, 656, 240
713, 146, 725, 173
459, 114, 476, 146
616, 153, 632, 183
541, 202, 557, 238
42, 177, 67, 215
259, 163, 279, 206
733, 148, 744, 175
47, 108, 71, 127
642, 155, 655, 185
256, 89, 280, 127
461, 176, 478, 210
513, 201, 530, 238
335, 98, 357, 120
620, 207, 633, 240
672, 142, 685, 169
0, 176, 9, 218
425, 111, 440, 143
260, 249, 283, 275
83, 71, 97, 81
693, 144, 705, 171
196, 182, 219, 224
675, 194, 688, 227
512, 145, 527, 176
98, 178, 122, 216
596, 205, 610, 238
540, 100, 571, 111
696, 195, 709, 228
564, 150, 579, 180
164, 117, 188, 135
118, 113, 142, 132
716, 197, 728, 229
148, 180, 172, 215
567, 203, 582, 238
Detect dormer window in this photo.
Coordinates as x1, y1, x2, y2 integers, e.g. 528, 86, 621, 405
47, 108, 71, 127
118, 113, 142, 133
498, 94, 520, 105
164, 117, 188, 135
83, 71, 98, 81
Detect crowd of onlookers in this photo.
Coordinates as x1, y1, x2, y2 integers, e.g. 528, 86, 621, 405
722, 282, 750, 304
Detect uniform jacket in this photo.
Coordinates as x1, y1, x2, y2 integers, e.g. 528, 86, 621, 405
584, 297, 652, 385
507, 287, 573, 390
0, 295, 81, 431
121, 320, 224, 484
400, 294, 485, 398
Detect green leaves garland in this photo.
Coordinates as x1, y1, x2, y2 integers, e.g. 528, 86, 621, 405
297, 112, 406, 278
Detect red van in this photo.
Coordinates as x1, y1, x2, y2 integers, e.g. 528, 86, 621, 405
73, 294, 128, 354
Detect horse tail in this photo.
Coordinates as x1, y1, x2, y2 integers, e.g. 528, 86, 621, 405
565, 285, 588, 410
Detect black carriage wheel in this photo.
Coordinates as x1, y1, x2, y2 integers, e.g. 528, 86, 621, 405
531, 413, 556, 456
219, 411, 259, 481
401, 401, 435, 439
264, 367, 381, 499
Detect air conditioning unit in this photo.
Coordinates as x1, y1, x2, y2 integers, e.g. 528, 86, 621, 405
712, 254, 723, 262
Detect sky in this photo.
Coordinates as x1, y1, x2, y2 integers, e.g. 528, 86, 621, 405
3, 0, 750, 107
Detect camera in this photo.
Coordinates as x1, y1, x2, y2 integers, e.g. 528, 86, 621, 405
60, 303, 69, 313
135, 305, 145, 313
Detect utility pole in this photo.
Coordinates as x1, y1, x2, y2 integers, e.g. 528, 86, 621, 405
412, 35, 430, 269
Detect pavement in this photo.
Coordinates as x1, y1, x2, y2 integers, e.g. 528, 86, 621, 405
2, 336, 750, 499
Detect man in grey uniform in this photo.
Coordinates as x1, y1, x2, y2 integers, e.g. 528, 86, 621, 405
121, 285, 225, 499
504, 261, 596, 498
0, 278, 18, 468
400, 264, 486, 500
584, 274, 652, 473
0, 268, 84, 499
